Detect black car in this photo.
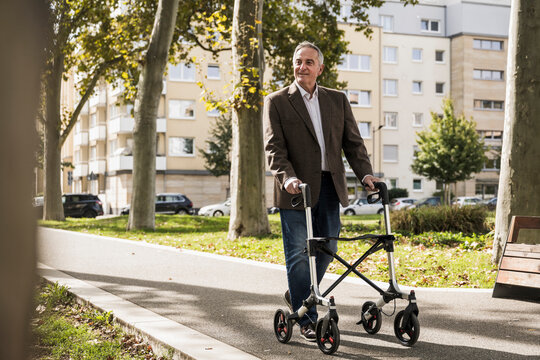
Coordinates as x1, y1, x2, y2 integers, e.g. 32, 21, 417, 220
413, 196, 442, 208
121, 193, 193, 215
34, 194, 104, 218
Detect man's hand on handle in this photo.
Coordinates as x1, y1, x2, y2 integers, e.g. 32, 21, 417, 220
362, 175, 380, 192
285, 178, 303, 194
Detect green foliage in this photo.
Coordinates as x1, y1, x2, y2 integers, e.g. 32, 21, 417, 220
39, 282, 73, 309
408, 231, 491, 249
199, 114, 232, 177
391, 205, 489, 235
388, 187, 408, 200
411, 98, 487, 203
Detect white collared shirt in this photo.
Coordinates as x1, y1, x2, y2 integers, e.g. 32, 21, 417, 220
295, 80, 328, 171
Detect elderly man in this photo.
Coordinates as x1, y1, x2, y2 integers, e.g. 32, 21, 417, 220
263, 41, 379, 341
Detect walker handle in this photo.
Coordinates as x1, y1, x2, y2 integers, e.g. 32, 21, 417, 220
367, 182, 390, 205
299, 183, 311, 208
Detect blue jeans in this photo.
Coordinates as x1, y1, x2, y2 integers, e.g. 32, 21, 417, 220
279, 174, 340, 326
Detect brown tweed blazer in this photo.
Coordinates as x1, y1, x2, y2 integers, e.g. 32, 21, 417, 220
263, 83, 373, 209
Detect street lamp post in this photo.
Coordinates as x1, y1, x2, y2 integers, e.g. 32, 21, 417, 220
372, 124, 384, 176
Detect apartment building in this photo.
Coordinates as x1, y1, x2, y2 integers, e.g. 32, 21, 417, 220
447, 0, 510, 198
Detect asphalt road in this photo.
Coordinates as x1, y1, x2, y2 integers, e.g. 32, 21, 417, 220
38, 228, 540, 359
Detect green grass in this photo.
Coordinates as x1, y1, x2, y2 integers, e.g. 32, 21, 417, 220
32, 282, 167, 360
40, 214, 498, 288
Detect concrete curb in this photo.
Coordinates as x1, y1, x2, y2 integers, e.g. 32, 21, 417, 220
37, 263, 259, 360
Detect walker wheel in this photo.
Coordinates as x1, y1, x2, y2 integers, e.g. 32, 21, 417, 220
315, 318, 340, 355
273, 309, 293, 343
394, 310, 420, 346
361, 301, 382, 335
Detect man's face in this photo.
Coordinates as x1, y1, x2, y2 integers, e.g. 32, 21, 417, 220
293, 47, 324, 92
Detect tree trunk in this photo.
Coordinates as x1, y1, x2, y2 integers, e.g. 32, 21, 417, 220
493, 0, 540, 263
43, 52, 65, 220
127, 0, 179, 230
228, 0, 270, 239
0, 0, 46, 358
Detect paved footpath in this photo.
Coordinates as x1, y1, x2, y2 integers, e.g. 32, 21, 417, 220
38, 227, 540, 359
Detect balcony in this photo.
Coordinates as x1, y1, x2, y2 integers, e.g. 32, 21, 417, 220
89, 91, 107, 107
74, 131, 88, 147
89, 125, 107, 141
73, 163, 88, 178
109, 116, 134, 134
89, 159, 106, 174
157, 118, 167, 133
108, 155, 167, 172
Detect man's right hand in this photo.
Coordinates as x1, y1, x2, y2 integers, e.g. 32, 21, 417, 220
285, 178, 303, 194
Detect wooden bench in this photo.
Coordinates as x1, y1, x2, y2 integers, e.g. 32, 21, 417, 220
493, 216, 540, 302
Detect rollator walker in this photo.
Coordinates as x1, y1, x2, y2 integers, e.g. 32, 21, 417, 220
273, 182, 420, 355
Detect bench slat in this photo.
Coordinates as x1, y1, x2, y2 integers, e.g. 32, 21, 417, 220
503, 251, 540, 259
505, 243, 540, 253
500, 257, 540, 273
496, 270, 540, 288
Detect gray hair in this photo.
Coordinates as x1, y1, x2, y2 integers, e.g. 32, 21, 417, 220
293, 41, 324, 65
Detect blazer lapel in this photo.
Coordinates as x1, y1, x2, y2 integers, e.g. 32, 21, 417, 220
288, 84, 317, 142
317, 87, 333, 149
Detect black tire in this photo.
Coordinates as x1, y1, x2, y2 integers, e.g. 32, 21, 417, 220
315, 318, 340, 355
83, 209, 97, 218
361, 301, 382, 335
344, 209, 355, 216
177, 209, 188, 215
213, 210, 224, 217
394, 310, 420, 347
273, 309, 293, 343
377, 208, 384, 215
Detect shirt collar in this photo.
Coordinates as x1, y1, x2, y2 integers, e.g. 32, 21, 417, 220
295, 80, 318, 100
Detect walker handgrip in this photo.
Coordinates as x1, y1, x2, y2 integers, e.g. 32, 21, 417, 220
299, 183, 311, 208
373, 182, 389, 205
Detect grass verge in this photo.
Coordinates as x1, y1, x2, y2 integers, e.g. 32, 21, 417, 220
40, 214, 498, 288
31, 281, 171, 360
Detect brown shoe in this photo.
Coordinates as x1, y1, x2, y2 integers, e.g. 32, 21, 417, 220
283, 290, 293, 312
300, 323, 316, 342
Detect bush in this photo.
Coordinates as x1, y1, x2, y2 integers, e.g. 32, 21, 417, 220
388, 187, 408, 200
407, 231, 491, 249
391, 205, 488, 235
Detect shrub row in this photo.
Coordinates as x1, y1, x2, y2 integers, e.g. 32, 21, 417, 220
390, 205, 489, 235
404, 231, 492, 250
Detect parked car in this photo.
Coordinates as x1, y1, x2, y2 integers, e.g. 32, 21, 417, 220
390, 197, 417, 211
482, 197, 497, 210
409, 196, 441, 208
34, 194, 104, 218
198, 199, 231, 216
452, 196, 482, 207
121, 193, 193, 215
340, 198, 384, 215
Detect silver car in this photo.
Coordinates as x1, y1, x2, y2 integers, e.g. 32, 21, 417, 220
390, 197, 417, 211
340, 198, 384, 215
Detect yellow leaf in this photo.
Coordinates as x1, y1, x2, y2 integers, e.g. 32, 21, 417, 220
121, 72, 129, 79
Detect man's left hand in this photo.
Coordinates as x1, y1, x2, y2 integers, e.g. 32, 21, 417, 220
363, 175, 381, 191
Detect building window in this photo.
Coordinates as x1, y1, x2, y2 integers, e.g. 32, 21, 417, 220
109, 104, 121, 119
169, 99, 195, 119
483, 157, 501, 171
358, 122, 371, 138
479, 130, 503, 140
413, 113, 424, 127
435, 82, 445, 95
435, 50, 445, 63
380, 15, 394, 32
473, 39, 503, 51
383, 145, 398, 162
108, 139, 117, 155
383, 46, 397, 63
473, 69, 504, 81
338, 54, 371, 72
169, 137, 194, 156
75, 150, 81, 163
90, 146, 96, 161
412, 48, 423, 62
413, 179, 423, 191
169, 63, 195, 82
207, 64, 220, 80
90, 113, 97, 127
474, 99, 504, 111
412, 81, 423, 94
384, 112, 398, 128
383, 79, 398, 96
344, 90, 371, 107
421, 19, 440, 33
388, 178, 398, 189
